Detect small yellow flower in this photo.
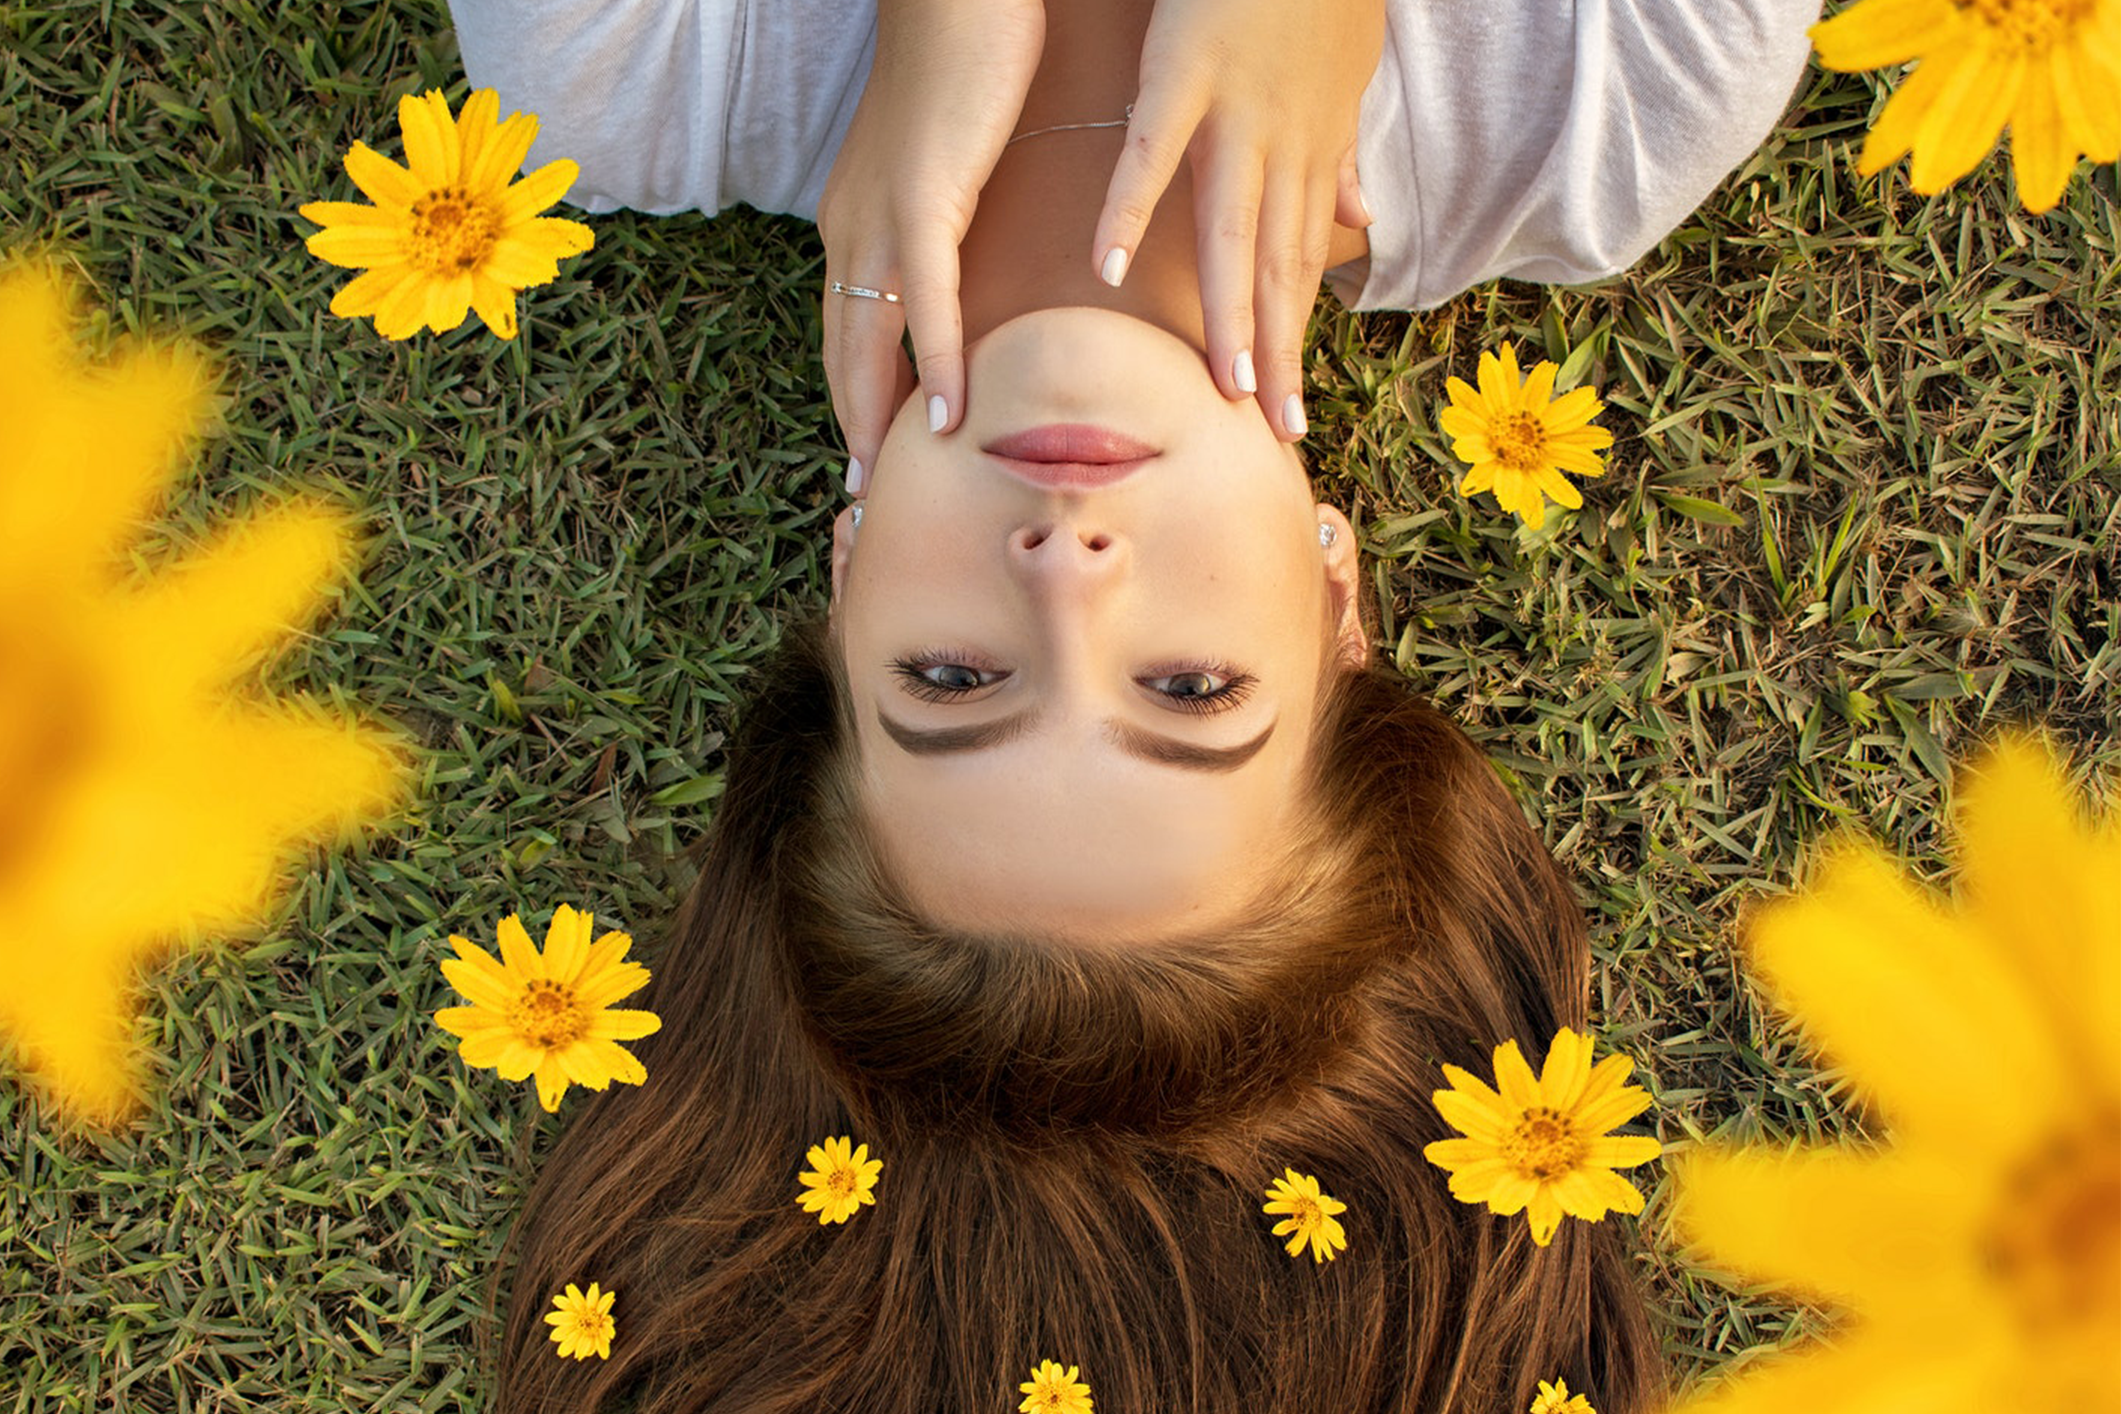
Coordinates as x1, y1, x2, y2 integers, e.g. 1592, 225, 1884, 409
796, 1136, 883, 1224
1261, 1168, 1350, 1263
1669, 737, 2119, 1414
1810, 0, 2121, 213
1423, 1027, 1662, 1247
297, 88, 595, 339
433, 905, 661, 1113
1437, 343, 1613, 531
1531, 1376, 1598, 1414
1018, 1359, 1094, 1414
544, 1281, 616, 1361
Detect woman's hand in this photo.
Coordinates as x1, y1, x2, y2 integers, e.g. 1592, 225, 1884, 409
817, 0, 1045, 495
1092, 0, 1384, 440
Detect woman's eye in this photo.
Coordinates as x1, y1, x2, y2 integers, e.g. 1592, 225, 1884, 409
1142, 667, 1256, 714
1150, 670, 1226, 699
891, 657, 1009, 700
923, 663, 988, 691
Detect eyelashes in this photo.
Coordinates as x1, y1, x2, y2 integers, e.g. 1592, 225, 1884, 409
889, 653, 1257, 715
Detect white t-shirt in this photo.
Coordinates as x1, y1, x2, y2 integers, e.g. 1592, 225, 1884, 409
447, 0, 1820, 311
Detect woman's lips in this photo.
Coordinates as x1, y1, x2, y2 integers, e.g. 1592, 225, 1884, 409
982, 424, 1157, 488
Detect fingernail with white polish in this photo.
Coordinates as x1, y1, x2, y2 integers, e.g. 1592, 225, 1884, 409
846, 457, 867, 497
1233, 350, 1257, 394
1100, 247, 1130, 287
1283, 393, 1307, 437
1358, 190, 1374, 227
928, 394, 948, 433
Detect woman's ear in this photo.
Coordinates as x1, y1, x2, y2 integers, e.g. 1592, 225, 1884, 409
829, 503, 860, 608
1317, 504, 1367, 668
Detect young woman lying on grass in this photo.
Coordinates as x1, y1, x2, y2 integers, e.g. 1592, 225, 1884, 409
443, 0, 1818, 1408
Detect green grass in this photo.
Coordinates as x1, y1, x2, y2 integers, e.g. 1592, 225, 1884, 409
1, 0, 2116, 1408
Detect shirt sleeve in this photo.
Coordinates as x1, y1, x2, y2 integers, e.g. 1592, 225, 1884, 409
1332, 0, 1823, 312
445, 0, 742, 216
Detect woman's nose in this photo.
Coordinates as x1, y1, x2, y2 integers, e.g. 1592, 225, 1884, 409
1007, 521, 1122, 595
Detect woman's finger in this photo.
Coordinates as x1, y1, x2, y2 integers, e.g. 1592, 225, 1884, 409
1193, 150, 1265, 402
1090, 76, 1207, 289
1249, 169, 1334, 441
1333, 143, 1371, 230
897, 223, 967, 436
823, 270, 914, 494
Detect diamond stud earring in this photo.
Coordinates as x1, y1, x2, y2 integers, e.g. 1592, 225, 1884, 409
1318, 522, 1337, 548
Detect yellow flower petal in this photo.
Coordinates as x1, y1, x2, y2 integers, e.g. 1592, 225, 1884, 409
327, 265, 412, 319
1748, 848, 2073, 1147
1809, 0, 1959, 71
469, 111, 541, 193
469, 273, 520, 339
305, 225, 409, 270
1858, 50, 1964, 173
397, 89, 459, 186
1493, 1038, 1539, 1110
542, 903, 593, 984
496, 913, 541, 979
499, 158, 582, 225
1908, 50, 2024, 192
297, 200, 402, 229
343, 141, 420, 207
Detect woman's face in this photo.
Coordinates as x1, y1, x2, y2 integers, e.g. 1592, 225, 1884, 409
831, 307, 1363, 943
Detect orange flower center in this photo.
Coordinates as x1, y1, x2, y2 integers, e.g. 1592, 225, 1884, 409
1979, 1110, 2121, 1339
508, 978, 590, 1047
827, 1165, 859, 1199
1505, 1107, 1585, 1180
1955, 0, 2093, 53
1288, 1194, 1323, 1227
1490, 412, 1552, 475
407, 187, 499, 277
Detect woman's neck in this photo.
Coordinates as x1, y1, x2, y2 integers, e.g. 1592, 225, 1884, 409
959, 0, 1371, 358
957, 0, 1203, 351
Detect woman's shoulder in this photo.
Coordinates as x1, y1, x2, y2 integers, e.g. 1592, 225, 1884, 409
1344, 0, 1823, 311
445, 0, 875, 220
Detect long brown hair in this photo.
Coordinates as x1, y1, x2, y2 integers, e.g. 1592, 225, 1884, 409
488, 620, 1665, 1412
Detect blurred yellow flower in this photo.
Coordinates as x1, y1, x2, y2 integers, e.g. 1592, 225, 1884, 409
0, 260, 404, 1123
544, 1281, 616, 1360
434, 904, 661, 1113
1262, 1167, 1350, 1263
1018, 1359, 1093, 1414
297, 88, 594, 340
1531, 1376, 1598, 1413
1671, 737, 2120, 1414
1424, 1027, 1662, 1247
1811, 0, 2121, 212
795, 1135, 883, 1225
1437, 343, 1612, 531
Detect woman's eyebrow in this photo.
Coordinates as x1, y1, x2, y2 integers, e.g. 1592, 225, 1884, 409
1111, 719, 1276, 773
875, 708, 1275, 773
876, 709, 1038, 755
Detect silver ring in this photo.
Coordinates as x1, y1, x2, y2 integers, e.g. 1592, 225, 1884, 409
829, 280, 901, 304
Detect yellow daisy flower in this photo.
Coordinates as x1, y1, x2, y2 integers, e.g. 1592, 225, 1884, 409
1531, 1376, 1598, 1414
544, 1281, 617, 1361
0, 261, 404, 1123
795, 1136, 883, 1224
1262, 1167, 1350, 1263
1423, 1027, 1663, 1248
1811, 0, 2121, 212
1669, 737, 2119, 1414
1436, 343, 1613, 531
297, 88, 595, 340
1018, 1360, 1094, 1414
433, 904, 661, 1113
